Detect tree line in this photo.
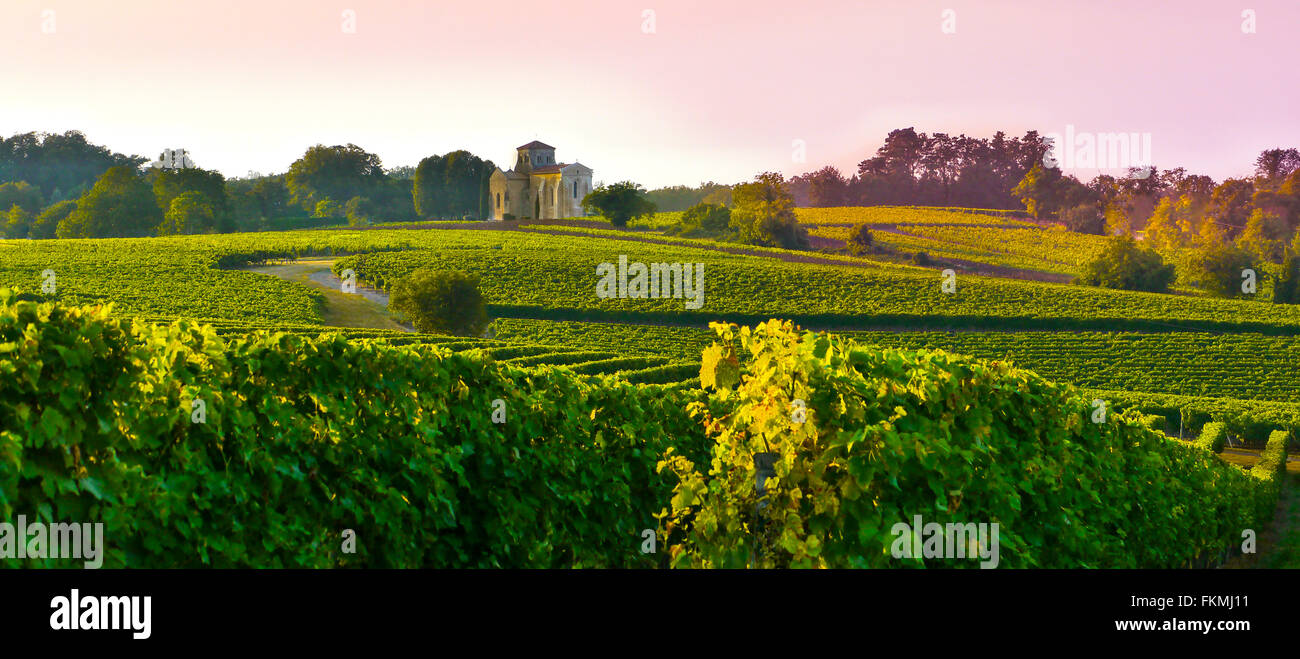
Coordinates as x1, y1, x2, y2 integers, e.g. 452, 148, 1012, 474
0, 131, 498, 239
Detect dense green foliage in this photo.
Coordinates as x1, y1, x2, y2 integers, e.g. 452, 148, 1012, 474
388, 268, 489, 336
665, 202, 731, 238
1075, 235, 1176, 292
1181, 243, 1259, 299
0, 131, 146, 203
4, 292, 1285, 569
846, 223, 874, 254
1273, 248, 1300, 304
659, 321, 1283, 568
158, 191, 219, 236
286, 144, 387, 214
494, 319, 1300, 405
412, 150, 495, 220
55, 166, 161, 239
0, 290, 708, 568
730, 173, 808, 249
582, 182, 656, 227
152, 167, 232, 232
30, 200, 75, 240
1061, 203, 1105, 234
0, 181, 45, 215
7, 226, 1300, 337
645, 182, 733, 211
1194, 422, 1228, 453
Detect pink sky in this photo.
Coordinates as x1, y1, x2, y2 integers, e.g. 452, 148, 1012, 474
1, 0, 1296, 188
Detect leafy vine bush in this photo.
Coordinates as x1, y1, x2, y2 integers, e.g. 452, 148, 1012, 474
1194, 422, 1229, 453
2, 293, 1287, 569
658, 320, 1282, 568
1250, 430, 1289, 511
0, 289, 707, 568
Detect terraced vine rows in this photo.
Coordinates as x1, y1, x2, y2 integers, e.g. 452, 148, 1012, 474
4, 207, 1300, 436
491, 318, 1300, 404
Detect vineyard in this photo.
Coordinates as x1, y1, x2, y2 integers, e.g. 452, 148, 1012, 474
1, 203, 1297, 568
1, 294, 1288, 568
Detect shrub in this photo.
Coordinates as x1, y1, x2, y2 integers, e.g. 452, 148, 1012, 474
689, 202, 731, 232
1074, 235, 1176, 292
846, 223, 874, 255
910, 251, 932, 266
1181, 243, 1258, 298
729, 173, 808, 250
387, 268, 489, 336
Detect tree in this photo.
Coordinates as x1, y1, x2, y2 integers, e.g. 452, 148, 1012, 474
1182, 243, 1258, 298
0, 181, 44, 215
314, 198, 343, 219
345, 196, 372, 226
1206, 178, 1255, 238
286, 144, 386, 213
387, 268, 489, 336
0, 131, 146, 203
1012, 162, 1061, 219
1060, 203, 1105, 235
1074, 235, 1176, 292
3, 205, 32, 239
57, 166, 161, 238
369, 176, 417, 221
1237, 209, 1289, 263
668, 202, 731, 238
412, 150, 495, 220
153, 168, 232, 232
581, 181, 656, 227
689, 202, 731, 232
1254, 148, 1300, 182
1143, 197, 1190, 249
30, 200, 75, 239
645, 182, 733, 211
1272, 237, 1300, 304
802, 167, 848, 207
729, 172, 808, 249
157, 192, 217, 235
247, 175, 292, 218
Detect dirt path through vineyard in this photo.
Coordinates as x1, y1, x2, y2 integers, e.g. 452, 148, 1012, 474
245, 258, 412, 332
